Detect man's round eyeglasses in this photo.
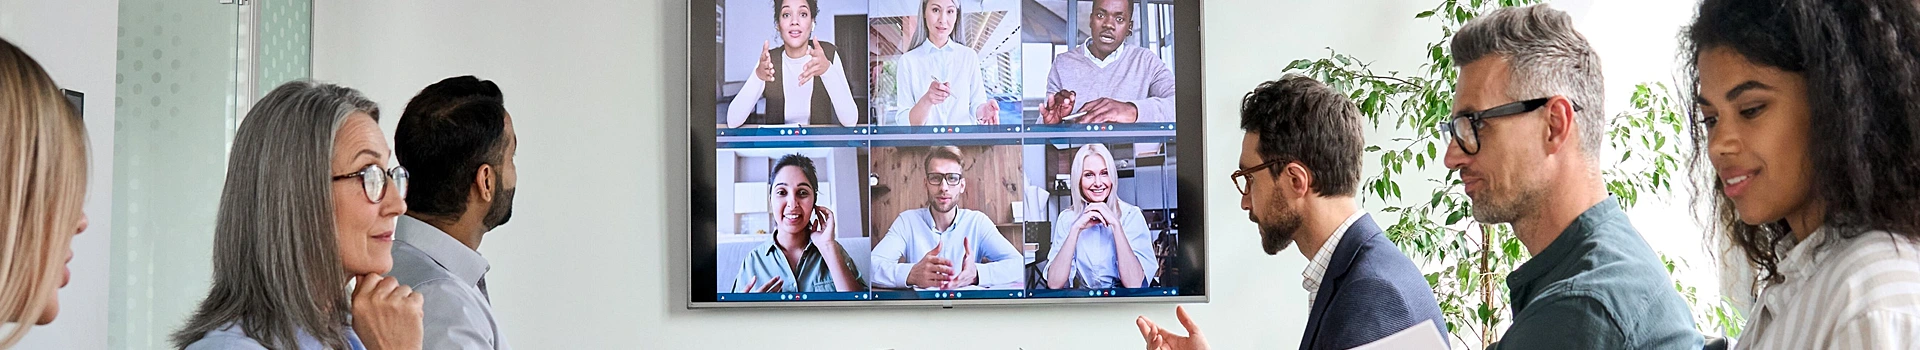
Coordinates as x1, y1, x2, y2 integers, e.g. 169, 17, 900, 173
1229, 158, 1289, 195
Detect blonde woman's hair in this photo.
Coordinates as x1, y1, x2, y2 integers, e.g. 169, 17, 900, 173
0, 37, 92, 348
1068, 144, 1126, 213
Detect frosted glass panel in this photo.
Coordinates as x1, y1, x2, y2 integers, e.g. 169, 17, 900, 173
110, 1, 310, 349
258, 0, 312, 96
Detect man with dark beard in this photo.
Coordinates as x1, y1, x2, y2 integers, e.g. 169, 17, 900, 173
1136, 75, 1444, 350
388, 76, 518, 349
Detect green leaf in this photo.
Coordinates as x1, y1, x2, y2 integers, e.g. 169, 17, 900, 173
1416, 10, 1437, 18
1284, 59, 1313, 71
1445, 209, 1465, 225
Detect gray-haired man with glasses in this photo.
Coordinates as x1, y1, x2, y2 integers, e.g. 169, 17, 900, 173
870, 146, 1023, 290
1442, 5, 1699, 350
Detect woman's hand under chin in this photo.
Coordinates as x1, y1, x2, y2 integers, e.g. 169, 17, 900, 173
350, 273, 423, 350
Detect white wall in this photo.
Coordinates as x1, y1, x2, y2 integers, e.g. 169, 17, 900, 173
312, 0, 1720, 349
0, 1, 118, 349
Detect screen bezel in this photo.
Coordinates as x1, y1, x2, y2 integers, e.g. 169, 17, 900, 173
687, 0, 1206, 308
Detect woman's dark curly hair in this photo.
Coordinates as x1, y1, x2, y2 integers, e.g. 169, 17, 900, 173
1682, 0, 1920, 288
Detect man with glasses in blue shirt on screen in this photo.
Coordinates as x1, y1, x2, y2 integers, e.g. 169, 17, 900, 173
1442, 5, 1698, 349
870, 146, 1024, 290
1136, 75, 1446, 350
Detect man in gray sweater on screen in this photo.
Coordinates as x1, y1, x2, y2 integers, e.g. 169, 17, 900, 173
1039, 0, 1176, 124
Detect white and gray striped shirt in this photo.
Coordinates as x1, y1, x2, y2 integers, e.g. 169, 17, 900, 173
1737, 228, 1920, 349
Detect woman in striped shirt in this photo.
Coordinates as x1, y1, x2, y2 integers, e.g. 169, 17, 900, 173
1684, 0, 1920, 348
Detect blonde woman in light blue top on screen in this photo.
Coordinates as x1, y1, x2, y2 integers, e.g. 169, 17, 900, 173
1046, 144, 1156, 289
888, 0, 999, 126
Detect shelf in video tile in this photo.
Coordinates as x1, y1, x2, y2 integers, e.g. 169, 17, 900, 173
715, 291, 871, 302
1026, 287, 1183, 299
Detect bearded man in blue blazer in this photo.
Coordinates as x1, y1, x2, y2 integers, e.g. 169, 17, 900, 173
1136, 74, 1448, 350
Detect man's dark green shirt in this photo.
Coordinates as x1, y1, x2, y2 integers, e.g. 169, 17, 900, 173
1493, 197, 1702, 350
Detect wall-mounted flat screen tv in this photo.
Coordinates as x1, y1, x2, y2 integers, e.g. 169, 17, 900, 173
689, 0, 1205, 307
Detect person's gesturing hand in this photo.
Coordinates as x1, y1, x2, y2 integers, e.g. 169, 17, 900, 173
740, 275, 785, 293
1041, 90, 1078, 124
351, 274, 423, 350
756, 41, 776, 82
1079, 98, 1140, 123
919, 80, 952, 107
975, 100, 1000, 125
1074, 202, 1112, 232
944, 237, 978, 289
907, 242, 953, 288
1137, 306, 1209, 350
795, 40, 831, 86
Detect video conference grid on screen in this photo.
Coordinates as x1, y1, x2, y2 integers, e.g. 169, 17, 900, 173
701, 0, 1193, 304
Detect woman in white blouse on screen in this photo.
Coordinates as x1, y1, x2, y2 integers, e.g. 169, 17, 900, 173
887, 0, 999, 126
1045, 144, 1156, 289
725, 0, 860, 128
1686, 0, 1920, 348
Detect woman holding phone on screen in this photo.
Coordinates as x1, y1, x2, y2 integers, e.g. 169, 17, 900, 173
1046, 144, 1156, 289
731, 154, 867, 293
724, 0, 860, 128
889, 0, 999, 126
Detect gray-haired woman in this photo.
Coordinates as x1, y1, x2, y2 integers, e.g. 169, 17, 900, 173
172, 81, 423, 350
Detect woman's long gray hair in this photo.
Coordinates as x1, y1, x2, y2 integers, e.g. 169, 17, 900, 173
907, 0, 967, 52
170, 80, 378, 350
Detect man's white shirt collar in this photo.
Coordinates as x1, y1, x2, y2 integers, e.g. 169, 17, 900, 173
1081, 41, 1126, 69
